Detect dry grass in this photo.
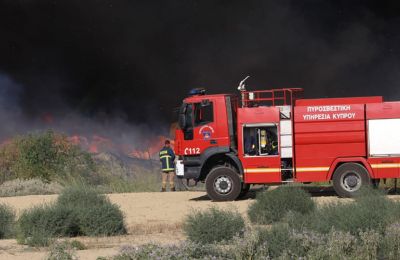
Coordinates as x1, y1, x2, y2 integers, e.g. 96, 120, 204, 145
0, 178, 63, 197
130, 222, 182, 235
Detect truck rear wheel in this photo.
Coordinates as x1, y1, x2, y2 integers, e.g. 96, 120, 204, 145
332, 163, 371, 198
205, 166, 242, 201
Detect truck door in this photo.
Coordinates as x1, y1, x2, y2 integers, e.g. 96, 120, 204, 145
240, 123, 282, 183
180, 99, 221, 156
368, 118, 400, 178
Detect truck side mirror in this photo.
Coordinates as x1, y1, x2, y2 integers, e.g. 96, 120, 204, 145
179, 113, 187, 129
178, 103, 188, 129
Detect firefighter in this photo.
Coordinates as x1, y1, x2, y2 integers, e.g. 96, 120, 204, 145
270, 140, 279, 155
244, 132, 257, 155
159, 140, 176, 192
264, 129, 278, 155
267, 130, 279, 155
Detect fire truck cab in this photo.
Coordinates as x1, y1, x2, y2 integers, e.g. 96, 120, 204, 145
174, 86, 400, 201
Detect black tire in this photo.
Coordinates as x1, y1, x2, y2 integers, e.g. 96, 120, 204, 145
332, 163, 371, 198
238, 183, 251, 198
205, 166, 242, 201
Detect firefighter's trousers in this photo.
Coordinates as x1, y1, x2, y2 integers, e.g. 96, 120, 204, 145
162, 171, 175, 190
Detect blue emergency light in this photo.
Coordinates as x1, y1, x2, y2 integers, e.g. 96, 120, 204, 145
189, 88, 206, 96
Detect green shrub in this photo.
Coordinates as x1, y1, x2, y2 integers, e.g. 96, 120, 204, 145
232, 228, 381, 259
17, 204, 79, 246
0, 203, 15, 239
379, 222, 400, 260
183, 207, 245, 244
109, 226, 400, 260
114, 242, 227, 260
78, 202, 126, 236
288, 188, 400, 235
257, 225, 293, 258
252, 225, 312, 258
17, 186, 126, 246
58, 186, 126, 236
248, 186, 315, 224
70, 240, 86, 250
57, 185, 108, 208
0, 130, 95, 183
112, 217, 400, 259
47, 241, 77, 260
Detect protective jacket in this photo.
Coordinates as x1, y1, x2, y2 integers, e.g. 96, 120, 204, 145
159, 146, 175, 172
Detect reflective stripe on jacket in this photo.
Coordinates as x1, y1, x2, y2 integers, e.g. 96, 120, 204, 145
159, 146, 175, 172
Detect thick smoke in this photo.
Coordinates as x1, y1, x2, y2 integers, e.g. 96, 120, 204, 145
0, 0, 399, 140
0, 73, 162, 155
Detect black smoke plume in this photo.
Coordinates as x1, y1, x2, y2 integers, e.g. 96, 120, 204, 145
0, 0, 399, 139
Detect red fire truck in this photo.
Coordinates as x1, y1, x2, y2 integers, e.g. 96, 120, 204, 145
174, 81, 400, 201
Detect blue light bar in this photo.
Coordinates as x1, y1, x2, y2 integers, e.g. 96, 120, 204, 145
189, 88, 206, 96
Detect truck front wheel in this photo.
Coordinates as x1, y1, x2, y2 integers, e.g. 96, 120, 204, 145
332, 163, 371, 198
205, 166, 242, 201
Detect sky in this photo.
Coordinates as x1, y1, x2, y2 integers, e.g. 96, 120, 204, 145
0, 0, 399, 133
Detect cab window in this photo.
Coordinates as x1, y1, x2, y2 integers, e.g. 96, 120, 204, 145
243, 125, 279, 156
194, 101, 214, 126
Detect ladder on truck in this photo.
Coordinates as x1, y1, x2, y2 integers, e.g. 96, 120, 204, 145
279, 106, 294, 182
240, 88, 303, 107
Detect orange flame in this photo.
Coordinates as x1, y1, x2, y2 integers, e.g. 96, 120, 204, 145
68, 134, 172, 160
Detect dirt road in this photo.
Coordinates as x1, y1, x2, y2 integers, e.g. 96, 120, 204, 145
1, 190, 399, 260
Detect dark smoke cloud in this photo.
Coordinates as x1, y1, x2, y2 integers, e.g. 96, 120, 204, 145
0, 0, 399, 136
0, 72, 161, 155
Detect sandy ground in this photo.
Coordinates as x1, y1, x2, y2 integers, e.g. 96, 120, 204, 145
1, 189, 399, 259
0, 191, 252, 260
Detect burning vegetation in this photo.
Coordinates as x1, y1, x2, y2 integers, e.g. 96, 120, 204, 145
0, 130, 163, 193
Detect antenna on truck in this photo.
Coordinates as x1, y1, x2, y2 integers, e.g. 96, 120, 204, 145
237, 76, 250, 91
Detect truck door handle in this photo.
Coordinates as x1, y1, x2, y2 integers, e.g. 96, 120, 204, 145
210, 139, 217, 144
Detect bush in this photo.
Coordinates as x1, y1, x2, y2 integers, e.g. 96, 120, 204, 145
110, 225, 400, 260
232, 227, 382, 259
0, 130, 95, 183
17, 186, 126, 246
257, 225, 305, 258
248, 186, 315, 224
17, 204, 80, 246
380, 222, 400, 259
57, 185, 109, 208
57, 186, 126, 236
0, 178, 62, 197
70, 240, 86, 250
47, 241, 77, 260
0, 203, 15, 239
183, 207, 245, 244
78, 202, 126, 236
288, 188, 400, 235
114, 242, 227, 260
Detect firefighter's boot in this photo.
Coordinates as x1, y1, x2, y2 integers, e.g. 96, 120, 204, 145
170, 180, 175, 191
161, 179, 167, 192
